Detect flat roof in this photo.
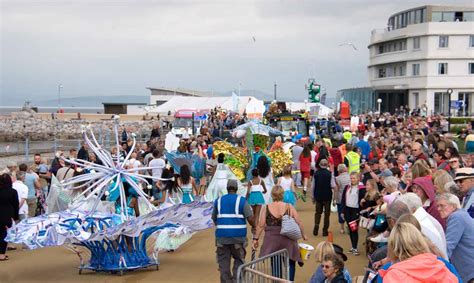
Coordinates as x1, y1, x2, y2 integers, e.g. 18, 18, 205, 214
102, 102, 147, 106
147, 87, 214, 97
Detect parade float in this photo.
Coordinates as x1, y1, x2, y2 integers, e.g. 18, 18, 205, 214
6, 117, 213, 275
211, 121, 292, 185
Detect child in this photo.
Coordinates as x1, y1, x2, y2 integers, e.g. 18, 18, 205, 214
277, 166, 297, 206
246, 169, 267, 228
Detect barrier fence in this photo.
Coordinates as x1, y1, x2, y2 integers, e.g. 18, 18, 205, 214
237, 249, 290, 283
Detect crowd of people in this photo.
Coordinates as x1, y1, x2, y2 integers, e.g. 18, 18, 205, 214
1, 111, 474, 283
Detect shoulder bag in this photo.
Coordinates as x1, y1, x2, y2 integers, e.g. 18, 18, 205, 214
280, 204, 302, 240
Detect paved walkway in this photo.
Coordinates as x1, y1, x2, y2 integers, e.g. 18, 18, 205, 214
0, 199, 368, 282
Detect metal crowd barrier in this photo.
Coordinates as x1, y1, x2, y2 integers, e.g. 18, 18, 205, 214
237, 249, 290, 283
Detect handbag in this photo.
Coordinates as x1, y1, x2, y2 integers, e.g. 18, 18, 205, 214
360, 216, 375, 230
280, 205, 302, 240
373, 214, 388, 233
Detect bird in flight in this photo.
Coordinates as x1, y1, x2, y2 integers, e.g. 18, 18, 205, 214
339, 42, 358, 51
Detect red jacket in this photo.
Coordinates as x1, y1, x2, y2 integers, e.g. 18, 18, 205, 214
299, 154, 311, 172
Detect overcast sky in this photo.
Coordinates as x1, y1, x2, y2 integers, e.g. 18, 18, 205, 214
1, 0, 472, 104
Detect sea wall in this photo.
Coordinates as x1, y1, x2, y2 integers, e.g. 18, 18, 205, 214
0, 112, 159, 142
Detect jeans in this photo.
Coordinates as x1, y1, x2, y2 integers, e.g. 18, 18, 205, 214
314, 200, 331, 233
336, 203, 344, 224
216, 243, 246, 283
271, 258, 296, 281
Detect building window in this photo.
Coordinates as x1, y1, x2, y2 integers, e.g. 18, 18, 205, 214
413, 92, 419, 107
399, 66, 405, 76
412, 64, 420, 76
470, 35, 474, 47
432, 12, 442, 22
413, 37, 420, 49
434, 92, 449, 114
469, 63, 474, 74
438, 63, 448, 75
439, 36, 449, 48
378, 68, 386, 78
465, 12, 474, 22
378, 45, 384, 54
414, 10, 420, 23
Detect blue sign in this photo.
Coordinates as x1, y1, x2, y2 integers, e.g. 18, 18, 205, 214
194, 114, 208, 121
450, 100, 464, 110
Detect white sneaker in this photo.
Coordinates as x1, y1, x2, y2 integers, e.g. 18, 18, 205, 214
370, 233, 388, 243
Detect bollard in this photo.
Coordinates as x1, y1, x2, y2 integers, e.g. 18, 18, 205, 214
327, 231, 333, 243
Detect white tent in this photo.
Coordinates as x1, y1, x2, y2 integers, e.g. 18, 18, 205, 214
145, 96, 265, 117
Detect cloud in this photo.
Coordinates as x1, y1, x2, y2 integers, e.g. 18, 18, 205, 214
1, 0, 473, 105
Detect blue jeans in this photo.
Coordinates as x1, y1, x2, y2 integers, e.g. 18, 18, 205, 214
271, 258, 296, 281
337, 203, 344, 224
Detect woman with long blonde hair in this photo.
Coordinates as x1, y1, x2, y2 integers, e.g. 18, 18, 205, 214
379, 222, 458, 282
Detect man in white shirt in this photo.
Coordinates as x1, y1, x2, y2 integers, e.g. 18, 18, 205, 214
12, 171, 29, 220
399, 193, 448, 259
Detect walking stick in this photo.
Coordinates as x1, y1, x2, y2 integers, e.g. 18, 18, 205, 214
248, 247, 256, 282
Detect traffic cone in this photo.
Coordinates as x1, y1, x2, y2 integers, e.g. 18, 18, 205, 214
327, 231, 334, 243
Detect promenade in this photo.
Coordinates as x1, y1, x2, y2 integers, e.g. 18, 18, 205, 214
0, 200, 367, 283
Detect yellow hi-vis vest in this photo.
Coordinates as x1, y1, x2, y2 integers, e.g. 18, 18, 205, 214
346, 151, 360, 173
343, 131, 352, 142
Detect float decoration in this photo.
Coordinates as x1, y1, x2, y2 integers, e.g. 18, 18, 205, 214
6, 117, 213, 275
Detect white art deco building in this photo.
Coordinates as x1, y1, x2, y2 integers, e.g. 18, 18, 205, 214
368, 5, 474, 115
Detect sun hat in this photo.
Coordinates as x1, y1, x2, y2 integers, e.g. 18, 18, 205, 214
319, 159, 329, 168
454, 168, 474, 181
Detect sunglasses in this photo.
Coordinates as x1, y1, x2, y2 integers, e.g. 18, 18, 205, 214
321, 264, 333, 269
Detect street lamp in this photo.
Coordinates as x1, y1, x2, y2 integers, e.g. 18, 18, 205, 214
377, 98, 382, 113
447, 88, 453, 132
58, 84, 64, 112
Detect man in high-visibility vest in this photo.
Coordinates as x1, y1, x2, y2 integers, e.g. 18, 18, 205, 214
344, 144, 361, 174
213, 180, 255, 282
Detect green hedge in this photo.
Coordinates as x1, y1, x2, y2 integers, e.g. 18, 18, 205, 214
449, 117, 473, 124
450, 125, 467, 133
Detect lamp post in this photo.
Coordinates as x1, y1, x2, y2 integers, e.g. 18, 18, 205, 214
447, 88, 453, 132
274, 82, 277, 101
377, 98, 382, 113
57, 84, 64, 112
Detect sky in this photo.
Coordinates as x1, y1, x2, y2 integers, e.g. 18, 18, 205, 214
1, 0, 472, 105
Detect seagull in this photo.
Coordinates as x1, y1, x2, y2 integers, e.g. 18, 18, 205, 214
339, 42, 358, 51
